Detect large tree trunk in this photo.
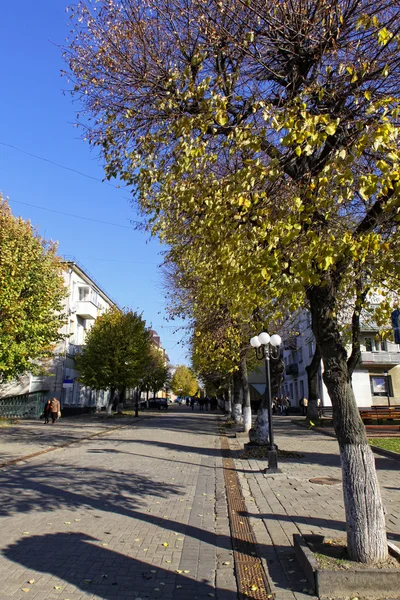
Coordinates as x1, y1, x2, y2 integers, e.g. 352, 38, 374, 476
308, 283, 387, 563
232, 371, 243, 425
306, 343, 322, 420
240, 352, 252, 433
224, 388, 232, 415
107, 387, 115, 415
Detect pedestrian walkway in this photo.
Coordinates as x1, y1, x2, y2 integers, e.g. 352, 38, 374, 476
230, 416, 400, 600
1, 409, 399, 600
0, 407, 236, 600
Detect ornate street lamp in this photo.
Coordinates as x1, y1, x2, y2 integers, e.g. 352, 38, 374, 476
250, 332, 282, 472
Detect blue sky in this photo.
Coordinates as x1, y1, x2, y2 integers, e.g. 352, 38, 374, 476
0, 0, 189, 365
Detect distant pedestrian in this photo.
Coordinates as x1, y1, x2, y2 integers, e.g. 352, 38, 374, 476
302, 396, 308, 416
204, 397, 210, 411
50, 397, 61, 424
272, 397, 278, 415
190, 397, 196, 411
210, 397, 218, 411
199, 397, 205, 411
285, 396, 291, 416
43, 400, 51, 424
278, 395, 285, 415
186, 397, 190, 406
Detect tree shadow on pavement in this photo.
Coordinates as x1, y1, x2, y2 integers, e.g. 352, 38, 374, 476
0, 463, 183, 518
4, 532, 237, 600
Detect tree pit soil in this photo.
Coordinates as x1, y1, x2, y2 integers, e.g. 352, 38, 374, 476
309, 538, 400, 571
241, 446, 304, 459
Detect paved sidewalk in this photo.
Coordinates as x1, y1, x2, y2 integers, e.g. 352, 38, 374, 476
0, 408, 236, 600
230, 416, 400, 600
0, 413, 142, 465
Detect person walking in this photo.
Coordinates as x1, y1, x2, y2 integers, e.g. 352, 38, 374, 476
43, 400, 52, 424
303, 396, 308, 416
278, 395, 285, 415
50, 396, 61, 424
190, 397, 196, 411
285, 396, 291, 416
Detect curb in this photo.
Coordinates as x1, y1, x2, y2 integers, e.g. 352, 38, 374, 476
369, 444, 400, 461
0, 416, 145, 470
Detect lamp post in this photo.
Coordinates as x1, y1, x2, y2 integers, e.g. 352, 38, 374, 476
250, 332, 282, 472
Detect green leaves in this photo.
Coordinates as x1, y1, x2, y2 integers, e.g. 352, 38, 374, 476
0, 196, 67, 380
75, 307, 151, 393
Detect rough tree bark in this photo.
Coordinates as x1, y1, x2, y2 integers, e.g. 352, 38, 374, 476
224, 388, 232, 415
307, 282, 387, 563
306, 343, 322, 420
240, 351, 252, 433
232, 371, 243, 425
249, 351, 284, 444
106, 387, 115, 415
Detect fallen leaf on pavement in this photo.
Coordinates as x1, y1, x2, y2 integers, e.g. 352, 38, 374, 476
175, 570, 183, 574
176, 585, 183, 589
54, 586, 62, 590
222, 562, 230, 565
64, 522, 71, 525
183, 570, 190, 573
22, 532, 30, 535
21, 588, 30, 593
162, 542, 169, 547
83, 579, 93, 584
27, 579, 35, 584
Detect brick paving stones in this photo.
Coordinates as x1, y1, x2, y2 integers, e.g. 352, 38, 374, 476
0, 409, 236, 600
231, 416, 400, 600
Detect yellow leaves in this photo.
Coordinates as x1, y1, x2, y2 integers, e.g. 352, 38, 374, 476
162, 542, 169, 547
325, 123, 337, 136
378, 27, 393, 46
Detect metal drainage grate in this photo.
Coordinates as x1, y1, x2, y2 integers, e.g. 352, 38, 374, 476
221, 435, 273, 600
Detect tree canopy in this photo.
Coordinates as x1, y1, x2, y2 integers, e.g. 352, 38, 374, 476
75, 307, 151, 397
0, 196, 67, 381
67, 0, 400, 563
141, 346, 171, 396
171, 365, 198, 397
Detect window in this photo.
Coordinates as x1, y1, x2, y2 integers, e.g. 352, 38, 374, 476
370, 375, 392, 397
78, 286, 90, 301
365, 338, 373, 352
298, 347, 303, 362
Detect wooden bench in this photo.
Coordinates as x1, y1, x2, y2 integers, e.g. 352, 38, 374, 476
361, 411, 400, 424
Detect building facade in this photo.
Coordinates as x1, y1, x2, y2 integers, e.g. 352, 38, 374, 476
0, 260, 116, 413
279, 309, 400, 409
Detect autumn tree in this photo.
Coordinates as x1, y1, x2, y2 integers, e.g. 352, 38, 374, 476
141, 346, 170, 401
0, 196, 67, 381
66, 0, 400, 563
75, 307, 151, 412
171, 365, 198, 398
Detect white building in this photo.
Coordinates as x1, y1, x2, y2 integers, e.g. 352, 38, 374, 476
280, 309, 400, 409
0, 260, 116, 414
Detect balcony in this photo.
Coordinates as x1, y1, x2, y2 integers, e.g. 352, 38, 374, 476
68, 344, 83, 356
285, 363, 299, 376
359, 351, 400, 367
283, 336, 297, 350
76, 301, 98, 320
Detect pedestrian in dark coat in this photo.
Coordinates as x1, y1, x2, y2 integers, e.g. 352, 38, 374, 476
43, 400, 51, 424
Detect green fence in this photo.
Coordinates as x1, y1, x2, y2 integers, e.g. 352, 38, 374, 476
0, 391, 46, 419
